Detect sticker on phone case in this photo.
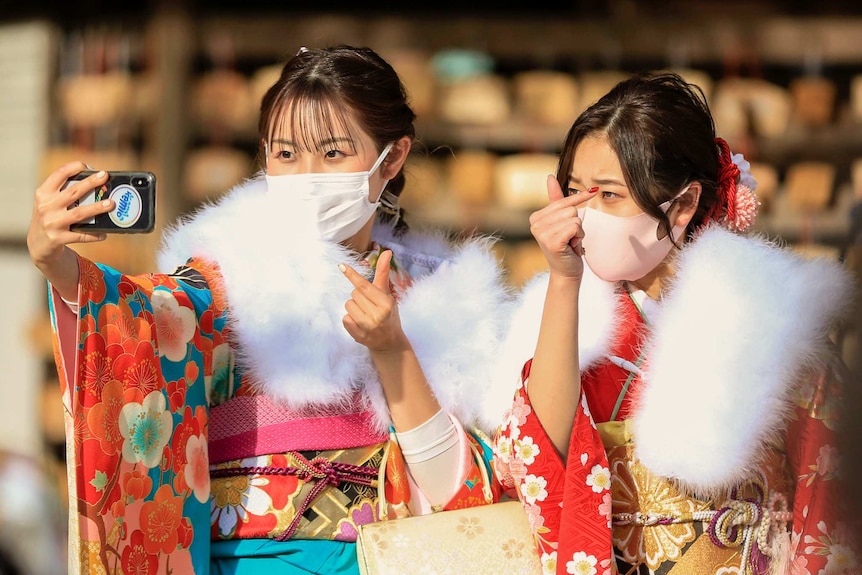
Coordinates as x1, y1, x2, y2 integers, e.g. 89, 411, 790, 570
108, 185, 143, 228
66, 183, 108, 224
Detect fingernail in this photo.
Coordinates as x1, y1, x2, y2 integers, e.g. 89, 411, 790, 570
588, 187, 599, 193
96, 170, 106, 178
102, 200, 111, 207
337, 263, 346, 273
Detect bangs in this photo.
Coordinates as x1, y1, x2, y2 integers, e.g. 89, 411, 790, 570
266, 88, 360, 153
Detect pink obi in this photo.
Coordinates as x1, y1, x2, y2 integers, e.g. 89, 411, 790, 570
208, 395, 389, 464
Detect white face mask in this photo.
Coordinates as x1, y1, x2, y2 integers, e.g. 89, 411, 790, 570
578, 188, 689, 282
265, 143, 393, 243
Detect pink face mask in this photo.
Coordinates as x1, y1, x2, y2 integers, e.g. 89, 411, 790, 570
578, 189, 689, 282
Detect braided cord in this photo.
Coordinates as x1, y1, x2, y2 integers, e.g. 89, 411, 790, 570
611, 475, 794, 575
211, 451, 379, 541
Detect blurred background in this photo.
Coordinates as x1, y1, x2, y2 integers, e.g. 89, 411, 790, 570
3, 0, 862, 572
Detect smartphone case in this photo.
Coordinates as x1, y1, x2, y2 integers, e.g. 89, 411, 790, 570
68, 171, 156, 233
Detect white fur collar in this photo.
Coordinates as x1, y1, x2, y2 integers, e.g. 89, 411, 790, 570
157, 177, 515, 435
508, 225, 853, 494
632, 225, 852, 495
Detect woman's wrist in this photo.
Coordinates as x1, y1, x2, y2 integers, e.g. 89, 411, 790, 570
547, 270, 583, 292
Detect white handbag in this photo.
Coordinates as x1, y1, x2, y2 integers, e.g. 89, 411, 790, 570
356, 434, 543, 575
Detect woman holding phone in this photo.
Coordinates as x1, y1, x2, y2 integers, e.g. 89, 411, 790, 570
28, 45, 512, 575
492, 72, 858, 574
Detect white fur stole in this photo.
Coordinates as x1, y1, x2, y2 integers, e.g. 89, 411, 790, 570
157, 177, 515, 435
507, 225, 854, 494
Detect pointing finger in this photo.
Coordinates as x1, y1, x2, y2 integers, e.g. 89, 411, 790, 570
546, 174, 564, 202
372, 250, 392, 293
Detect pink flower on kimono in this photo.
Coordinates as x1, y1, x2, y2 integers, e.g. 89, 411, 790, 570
524, 502, 545, 532
789, 531, 811, 575
120, 391, 173, 468
510, 394, 532, 427
151, 290, 196, 362
184, 433, 210, 503
816, 444, 839, 477
598, 492, 612, 528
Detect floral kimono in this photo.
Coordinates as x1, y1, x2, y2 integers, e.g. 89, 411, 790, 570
493, 225, 859, 575
49, 177, 513, 575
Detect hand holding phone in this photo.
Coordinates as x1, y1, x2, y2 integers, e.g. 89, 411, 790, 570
65, 171, 156, 233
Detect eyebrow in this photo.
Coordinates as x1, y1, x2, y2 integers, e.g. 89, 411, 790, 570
270, 137, 354, 148
570, 176, 626, 187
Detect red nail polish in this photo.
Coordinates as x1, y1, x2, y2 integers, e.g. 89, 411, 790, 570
588, 187, 599, 194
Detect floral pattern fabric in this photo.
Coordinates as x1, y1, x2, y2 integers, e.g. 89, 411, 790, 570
51, 256, 221, 575
493, 360, 613, 575
49, 244, 497, 575
493, 292, 858, 575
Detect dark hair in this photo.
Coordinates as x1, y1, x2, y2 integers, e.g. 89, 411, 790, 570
258, 45, 417, 234
556, 71, 720, 243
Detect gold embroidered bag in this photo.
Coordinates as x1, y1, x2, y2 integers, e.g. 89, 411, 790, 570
355, 436, 542, 575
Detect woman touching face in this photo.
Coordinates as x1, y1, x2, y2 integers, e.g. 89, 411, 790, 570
567, 134, 701, 294
567, 135, 641, 218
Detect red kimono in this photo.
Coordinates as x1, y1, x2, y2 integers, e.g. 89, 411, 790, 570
493, 226, 859, 575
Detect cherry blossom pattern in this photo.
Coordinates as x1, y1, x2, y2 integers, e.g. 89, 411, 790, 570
151, 290, 196, 362
119, 391, 173, 468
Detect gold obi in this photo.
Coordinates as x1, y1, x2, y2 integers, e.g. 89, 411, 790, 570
210, 443, 386, 542
597, 420, 793, 575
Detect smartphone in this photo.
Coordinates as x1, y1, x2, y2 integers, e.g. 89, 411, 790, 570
66, 171, 156, 233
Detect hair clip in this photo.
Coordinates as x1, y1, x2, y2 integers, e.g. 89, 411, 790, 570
296, 46, 309, 55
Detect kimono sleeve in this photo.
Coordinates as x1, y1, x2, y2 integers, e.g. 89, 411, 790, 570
46, 255, 229, 575
783, 358, 860, 573
492, 359, 613, 575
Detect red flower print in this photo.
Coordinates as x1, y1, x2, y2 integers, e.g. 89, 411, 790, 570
111, 496, 126, 518
167, 378, 187, 413
199, 309, 214, 335
177, 517, 194, 550
185, 362, 200, 384
140, 485, 182, 555
113, 341, 160, 403
161, 445, 172, 472
79, 258, 107, 303
122, 529, 158, 575
123, 467, 154, 501
87, 379, 126, 456
171, 407, 201, 477
194, 405, 207, 433
117, 277, 137, 299
102, 299, 152, 354
79, 332, 113, 401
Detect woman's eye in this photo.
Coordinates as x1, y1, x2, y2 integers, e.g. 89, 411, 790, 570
565, 188, 581, 197
276, 150, 293, 160
324, 149, 343, 159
